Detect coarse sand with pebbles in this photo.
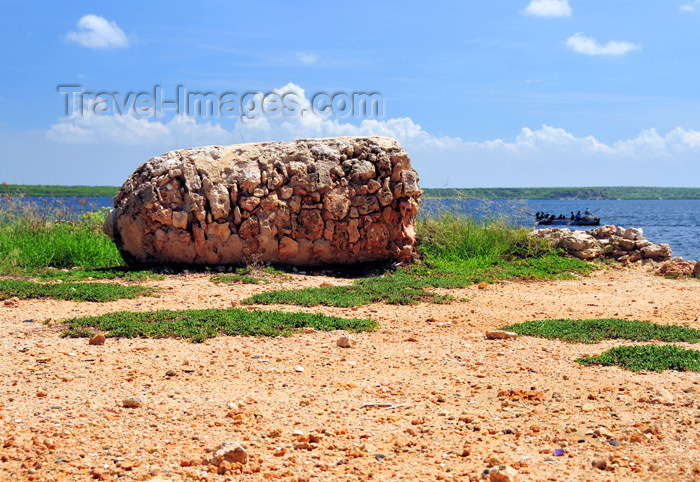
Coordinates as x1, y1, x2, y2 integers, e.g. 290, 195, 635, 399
1, 266, 699, 481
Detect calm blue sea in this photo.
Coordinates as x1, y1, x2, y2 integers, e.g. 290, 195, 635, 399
6, 196, 699, 261
423, 198, 699, 260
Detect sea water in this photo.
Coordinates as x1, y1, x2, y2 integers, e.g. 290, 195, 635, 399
422, 198, 699, 260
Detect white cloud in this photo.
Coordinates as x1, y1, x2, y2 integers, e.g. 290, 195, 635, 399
524, 0, 572, 17
566, 33, 640, 56
66, 14, 129, 49
680, 1, 700, 12
38, 83, 700, 187
295, 52, 318, 65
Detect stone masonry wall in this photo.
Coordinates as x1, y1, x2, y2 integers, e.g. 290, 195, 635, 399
103, 137, 422, 267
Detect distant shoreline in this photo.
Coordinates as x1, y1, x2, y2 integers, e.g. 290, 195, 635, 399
422, 187, 700, 200
2, 184, 700, 200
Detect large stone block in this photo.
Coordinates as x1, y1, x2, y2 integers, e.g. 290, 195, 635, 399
104, 137, 422, 266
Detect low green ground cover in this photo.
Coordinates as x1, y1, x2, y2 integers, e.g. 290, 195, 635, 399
504, 318, 700, 373
61, 308, 378, 342
243, 215, 592, 307
501, 318, 700, 344
0, 279, 153, 302
0, 200, 160, 282
209, 266, 292, 285
576, 345, 700, 372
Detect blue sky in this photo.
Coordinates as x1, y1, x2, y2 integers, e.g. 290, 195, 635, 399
1, 0, 700, 187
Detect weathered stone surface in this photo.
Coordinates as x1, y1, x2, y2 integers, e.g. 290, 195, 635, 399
211, 442, 248, 466
104, 137, 421, 266
530, 225, 672, 263
640, 243, 672, 260
656, 259, 696, 278
485, 331, 517, 340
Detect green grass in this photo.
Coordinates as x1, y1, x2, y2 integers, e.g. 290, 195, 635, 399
0, 219, 123, 274
209, 266, 292, 285
0, 201, 162, 281
0, 279, 153, 302
576, 345, 700, 372
210, 273, 268, 284
61, 307, 378, 342
243, 215, 592, 307
500, 318, 700, 344
26, 268, 163, 282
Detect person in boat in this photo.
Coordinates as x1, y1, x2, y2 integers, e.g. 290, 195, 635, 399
570, 211, 574, 221
575, 211, 581, 221
536, 212, 541, 220
584, 208, 592, 217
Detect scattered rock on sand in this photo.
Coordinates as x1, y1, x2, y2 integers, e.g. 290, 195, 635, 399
485, 330, 517, 340
122, 396, 145, 408
88, 333, 106, 345
3, 297, 19, 307
211, 442, 248, 466
531, 225, 672, 262
648, 388, 675, 405
656, 259, 696, 278
337, 335, 356, 348
485, 464, 518, 481
592, 458, 608, 470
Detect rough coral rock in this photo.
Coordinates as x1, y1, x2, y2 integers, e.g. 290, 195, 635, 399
531, 225, 672, 262
211, 442, 248, 466
104, 137, 421, 266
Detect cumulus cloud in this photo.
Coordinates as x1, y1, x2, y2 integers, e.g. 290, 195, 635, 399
66, 14, 129, 49
524, 0, 572, 17
295, 52, 318, 65
41, 83, 700, 187
680, 1, 700, 12
566, 32, 640, 56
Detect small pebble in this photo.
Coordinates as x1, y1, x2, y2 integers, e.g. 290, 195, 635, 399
122, 396, 145, 408
485, 330, 517, 340
89, 334, 106, 346
337, 336, 355, 348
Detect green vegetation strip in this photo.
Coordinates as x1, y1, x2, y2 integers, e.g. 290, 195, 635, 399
501, 318, 700, 344
0, 206, 162, 281
0, 217, 122, 274
0, 184, 119, 197
576, 345, 700, 372
422, 186, 700, 200
61, 308, 378, 342
209, 267, 292, 285
244, 215, 591, 307
0, 279, 153, 302
210, 274, 268, 284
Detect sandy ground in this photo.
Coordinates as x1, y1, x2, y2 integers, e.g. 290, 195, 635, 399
1, 266, 699, 481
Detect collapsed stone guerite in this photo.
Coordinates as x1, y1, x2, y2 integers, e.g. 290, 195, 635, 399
103, 137, 422, 266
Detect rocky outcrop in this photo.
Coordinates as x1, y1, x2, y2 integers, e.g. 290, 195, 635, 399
655, 258, 698, 278
531, 225, 672, 262
103, 137, 422, 266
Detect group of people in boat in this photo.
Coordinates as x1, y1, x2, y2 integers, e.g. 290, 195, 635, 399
535, 209, 592, 222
